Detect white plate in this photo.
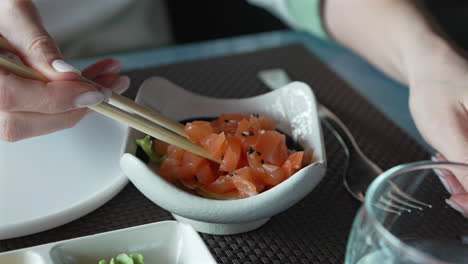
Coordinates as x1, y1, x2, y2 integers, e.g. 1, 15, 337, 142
0, 114, 129, 239
0, 221, 216, 264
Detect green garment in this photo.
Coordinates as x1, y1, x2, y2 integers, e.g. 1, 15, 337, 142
286, 0, 330, 40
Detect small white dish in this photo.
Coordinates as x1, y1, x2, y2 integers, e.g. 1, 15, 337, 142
120, 77, 326, 235
0, 221, 216, 264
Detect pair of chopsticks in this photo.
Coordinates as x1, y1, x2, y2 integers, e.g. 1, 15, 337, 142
0, 37, 220, 163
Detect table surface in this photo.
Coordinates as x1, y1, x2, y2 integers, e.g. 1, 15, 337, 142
73, 29, 429, 151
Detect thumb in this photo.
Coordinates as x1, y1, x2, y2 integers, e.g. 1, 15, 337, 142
0, 0, 80, 81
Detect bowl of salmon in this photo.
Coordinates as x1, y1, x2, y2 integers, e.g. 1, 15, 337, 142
120, 77, 326, 235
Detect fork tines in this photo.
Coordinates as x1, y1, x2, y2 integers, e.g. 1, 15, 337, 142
374, 181, 432, 215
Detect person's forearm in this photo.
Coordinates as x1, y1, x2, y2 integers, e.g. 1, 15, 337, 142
324, 0, 455, 85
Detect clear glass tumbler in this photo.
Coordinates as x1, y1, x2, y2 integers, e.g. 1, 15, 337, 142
345, 161, 468, 264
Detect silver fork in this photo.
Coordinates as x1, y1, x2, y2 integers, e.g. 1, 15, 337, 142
257, 69, 431, 214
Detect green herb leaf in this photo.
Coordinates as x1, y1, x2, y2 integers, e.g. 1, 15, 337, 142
135, 135, 166, 166
98, 260, 108, 264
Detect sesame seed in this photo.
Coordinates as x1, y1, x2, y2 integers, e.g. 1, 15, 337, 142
247, 147, 255, 154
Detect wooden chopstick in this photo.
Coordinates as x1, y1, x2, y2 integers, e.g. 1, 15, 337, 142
81, 77, 187, 137
0, 41, 220, 163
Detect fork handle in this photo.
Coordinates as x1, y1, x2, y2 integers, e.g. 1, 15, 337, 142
318, 105, 360, 154
318, 105, 383, 174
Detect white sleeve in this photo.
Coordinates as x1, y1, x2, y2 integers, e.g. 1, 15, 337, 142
32, 0, 132, 43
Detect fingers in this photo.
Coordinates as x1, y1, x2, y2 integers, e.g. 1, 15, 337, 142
417, 99, 468, 191
0, 109, 87, 142
82, 58, 123, 80
0, 0, 131, 141
0, 70, 104, 113
434, 154, 468, 217
0, 56, 131, 114
433, 154, 467, 195
0, 0, 79, 80
83, 58, 130, 94
98, 75, 130, 95
446, 193, 468, 217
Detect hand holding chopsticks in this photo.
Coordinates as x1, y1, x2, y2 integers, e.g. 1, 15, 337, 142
0, 37, 220, 163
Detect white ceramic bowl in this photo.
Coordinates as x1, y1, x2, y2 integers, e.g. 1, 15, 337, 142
120, 77, 327, 235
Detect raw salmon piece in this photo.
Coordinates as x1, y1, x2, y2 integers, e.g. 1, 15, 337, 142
231, 167, 258, 198
185, 121, 213, 143
248, 116, 262, 131
195, 161, 217, 184
258, 115, 276, 130
246, 147, 264, 169
288, 151, 304, 170
282, 159, 293, 178
255, 131, 288, 166
234, 119, 250, 139
200, 132, 227, 160
219, 136, 242, 173
214, 114, 249, 135
153, 139, 169, 155
239, 121, 260, 154
181, 151, 205, 175
282, 151, 304, 178
259, 164, 287, 185
160, 158, 192, 180
167, 145, 185, 161
205, 175, 236, 194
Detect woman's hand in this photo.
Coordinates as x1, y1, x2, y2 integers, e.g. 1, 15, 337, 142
324, 0, 468, 216
0, 0, 130, 141
408, 46, 468, 216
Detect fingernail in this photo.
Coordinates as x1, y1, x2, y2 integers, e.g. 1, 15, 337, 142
102, 60, 123, 74
111, 76, 130, 94
438, 175, 453, 194
431, 154, 440, 162
100, 87, 113, 100
52, 59, 81, 74
446, 199, 466, 215
74, 91, 105, 107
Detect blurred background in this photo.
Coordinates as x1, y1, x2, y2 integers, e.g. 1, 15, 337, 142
32, 0, 468, 60
33, 0, 286, 59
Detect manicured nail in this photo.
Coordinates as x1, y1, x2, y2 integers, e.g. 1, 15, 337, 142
446, 199, 466, 215
102, 60, 123, 75
111, 76, 130, 94
100, 87, 113, 100
52, 59, 81, 74
74, 91, 105, 107
438, 175, 453, 194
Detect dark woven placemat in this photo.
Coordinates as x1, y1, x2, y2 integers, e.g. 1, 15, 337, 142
0, 44, 430, 263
